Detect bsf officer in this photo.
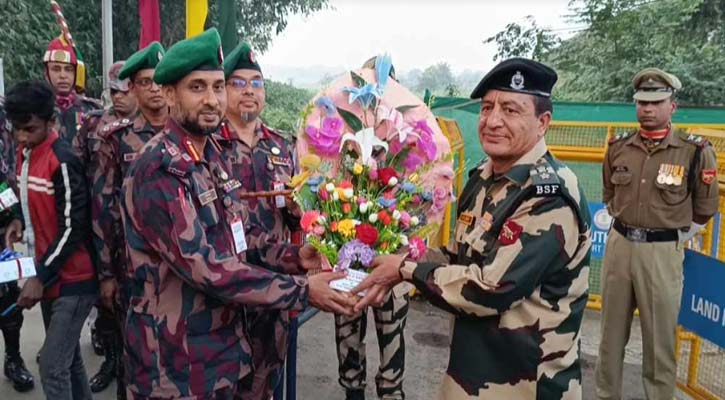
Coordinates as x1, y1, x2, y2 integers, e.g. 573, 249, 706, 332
595, 68, 719, 400
352, 58, 592, 399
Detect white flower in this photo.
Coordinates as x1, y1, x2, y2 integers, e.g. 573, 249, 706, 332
343, 188, 354, 199
359, 202, 369, 213
388, 177, 398, 186
392, 210, 401, 220
400, 235, 409, 246
369, 213, 379, 223
325, 183, 335, 192
318, 215, 327, 224
332, 191, 340, 201
340, 127, 389, 165
411, 216, 420, 226
353, 219, 361, 225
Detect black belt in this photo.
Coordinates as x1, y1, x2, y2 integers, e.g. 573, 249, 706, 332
612, 219, 678, 242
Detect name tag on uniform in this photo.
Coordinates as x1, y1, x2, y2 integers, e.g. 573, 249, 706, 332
198, 189, 218, 206
230, 217, 247, 253
274, 181, 286, 208
268, 155, 291, 167
123, 152, 137, 162
458, 213, 474, 226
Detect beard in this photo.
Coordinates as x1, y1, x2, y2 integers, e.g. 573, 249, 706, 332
180, 108, 221, 137
241, 111, 259, 123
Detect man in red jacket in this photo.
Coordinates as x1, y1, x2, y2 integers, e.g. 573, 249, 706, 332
4, 80, 97, 400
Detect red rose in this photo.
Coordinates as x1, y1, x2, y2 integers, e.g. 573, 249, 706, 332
378, 167, 398, 186
342, 203, 352, 213
377, 210, 392, 226
356, 223, 379, 245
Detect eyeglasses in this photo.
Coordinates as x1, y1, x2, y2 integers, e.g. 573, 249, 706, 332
133, 78, 156, 89
227, 78, 264, 89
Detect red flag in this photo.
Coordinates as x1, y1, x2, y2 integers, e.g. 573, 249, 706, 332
138, 0, 160, 48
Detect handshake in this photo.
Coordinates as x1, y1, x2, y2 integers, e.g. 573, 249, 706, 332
299, 245, 409, 315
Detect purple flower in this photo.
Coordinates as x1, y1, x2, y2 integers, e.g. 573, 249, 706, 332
413, 120, 437, 161
337, 239, 376, 271
306, 116, 344, 156
402, 152, 425, 171
314, 96, 337, 117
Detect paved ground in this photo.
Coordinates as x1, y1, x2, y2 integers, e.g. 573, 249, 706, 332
0, 298, 691, 399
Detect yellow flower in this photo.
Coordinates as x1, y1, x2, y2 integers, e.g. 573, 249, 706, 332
353, 163, 363, 175
337, 219, 356, 238
301, 154, 322, 170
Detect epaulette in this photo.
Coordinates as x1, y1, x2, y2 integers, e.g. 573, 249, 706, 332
100, 117, 134, 136
161, 141, 192, 178
529, 159, 561, 196
78, 95, 103, 109
680, 131, 711, 148
608, 130, 635, 145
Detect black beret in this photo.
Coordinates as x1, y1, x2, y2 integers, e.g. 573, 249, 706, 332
470, 58, 558, 99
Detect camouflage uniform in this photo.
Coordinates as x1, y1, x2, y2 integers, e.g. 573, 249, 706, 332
216, 120, 303, 400
78, 108, 123, 173
89, 111, 158, 398
56, 92, 102, 162
121, 119, 309, 399
400, 139, 591, 399
335, 288, 409, 399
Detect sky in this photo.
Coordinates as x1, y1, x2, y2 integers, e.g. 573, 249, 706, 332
262, 0, 576, 83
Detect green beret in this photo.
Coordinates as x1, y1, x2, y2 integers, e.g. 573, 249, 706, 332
118, 42, 165, 80
223, 42, 261, 78
153, 28, 224, 85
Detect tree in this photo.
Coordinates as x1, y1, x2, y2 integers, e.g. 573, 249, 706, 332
415, 62, 456, 96
0, 0, 329, 97
262, 80, 313, 133
484, 16, 559, 61
547, 0, 725, 105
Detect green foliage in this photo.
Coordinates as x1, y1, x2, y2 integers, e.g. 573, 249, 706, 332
414, 62, 456, 95
0, 0, 328, 98
484, 15, 560, 61
261, 79, 313, 133
485, 0, 725, 105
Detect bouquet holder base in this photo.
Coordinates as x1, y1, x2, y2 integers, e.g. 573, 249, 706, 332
329, 269, 369, 296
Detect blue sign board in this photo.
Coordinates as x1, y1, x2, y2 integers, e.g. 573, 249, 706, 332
587, 202, 611, 259
679, 249, 725, 348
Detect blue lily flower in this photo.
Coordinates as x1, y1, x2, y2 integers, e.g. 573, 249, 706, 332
342, 83, 382, 109
314, 96, 337, 117
375, 53, 393, 94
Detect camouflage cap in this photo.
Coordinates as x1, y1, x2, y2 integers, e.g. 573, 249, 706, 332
107, 61, 129, 91
223, 42, 261, 78
118, 41, 165, 81
632, 67, 682, 101
470, 57, 557, 99
153, 28, 224, 85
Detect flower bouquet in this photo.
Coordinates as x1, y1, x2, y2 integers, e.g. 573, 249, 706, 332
293, 54, 455, 293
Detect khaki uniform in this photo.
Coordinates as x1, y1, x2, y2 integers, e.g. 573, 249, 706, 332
596, 128, 718, 400
401, 139, 591, 399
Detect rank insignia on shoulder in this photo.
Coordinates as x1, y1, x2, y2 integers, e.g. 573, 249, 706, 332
458, 213, 474, 226
167, 145, 179, 157
685, 133, 710, 147
123, 152, 137, 162
702, 169, 716, 185
166, 166, 187, 177
530, 162, 560, 196
499, 219, 523, 246
608, 131, 634, 144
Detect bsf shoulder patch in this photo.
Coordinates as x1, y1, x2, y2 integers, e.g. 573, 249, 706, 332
499, 219, 523, 246
530, 162, 561, 196
702, 169, 716, 185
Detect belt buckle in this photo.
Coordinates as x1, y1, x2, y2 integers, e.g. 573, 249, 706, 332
627, 227, 647, 242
